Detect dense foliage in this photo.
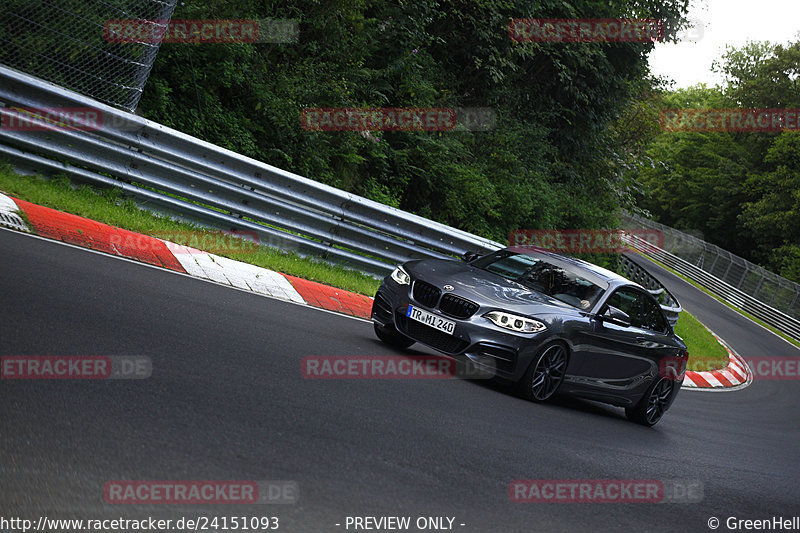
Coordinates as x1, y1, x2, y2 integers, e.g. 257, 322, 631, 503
632, 40, 800, 282
138, 0, 691, 244
8, 1, 794, 283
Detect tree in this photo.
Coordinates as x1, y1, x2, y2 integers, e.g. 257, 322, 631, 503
631, 39, 800, 282
138, 0, 692, 245
740, 132, 800, 280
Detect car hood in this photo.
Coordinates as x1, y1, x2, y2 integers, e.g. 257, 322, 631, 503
404, 258, 584, 316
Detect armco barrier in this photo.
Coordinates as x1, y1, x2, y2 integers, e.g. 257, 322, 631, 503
10, 65, 789, 338
0, 65, 503, 276
622, 213, 800, 322
624, 233, 800, 342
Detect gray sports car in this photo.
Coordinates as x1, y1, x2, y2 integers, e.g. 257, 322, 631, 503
371, 246, 688, 426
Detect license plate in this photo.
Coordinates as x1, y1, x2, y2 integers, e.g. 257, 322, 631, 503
407, 305, 456, 335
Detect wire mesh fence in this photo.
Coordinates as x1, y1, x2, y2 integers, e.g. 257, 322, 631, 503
0, 0, 177, 112
622, 212, 800, 322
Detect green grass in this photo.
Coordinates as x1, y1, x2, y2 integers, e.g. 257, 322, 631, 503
0, 164, 382, 296
672, 308, 729, 372
635, 251, 800, 351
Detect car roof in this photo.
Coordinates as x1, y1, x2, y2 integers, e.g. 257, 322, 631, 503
504, 246, 639, 290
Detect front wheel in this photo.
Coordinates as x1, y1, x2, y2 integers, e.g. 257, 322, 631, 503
374, 322, 415, 349
626, 377, 674, 426
518, 343, 568, 402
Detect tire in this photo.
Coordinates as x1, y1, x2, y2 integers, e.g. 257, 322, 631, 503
626, 377, 674, 427
518, 342, 569, 402
373, 322, 415, 349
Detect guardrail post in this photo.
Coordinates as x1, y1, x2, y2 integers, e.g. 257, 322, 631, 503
753, 274, 765, 299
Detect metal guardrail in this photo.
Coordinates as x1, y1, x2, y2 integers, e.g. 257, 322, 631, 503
0, 65, 503, 277
623, 212, 800, 323
6, 65, 791, 340
624, 233, 800, 342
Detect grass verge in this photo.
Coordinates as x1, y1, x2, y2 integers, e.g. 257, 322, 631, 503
0, 164, 382, 296
673, 309, 729, 372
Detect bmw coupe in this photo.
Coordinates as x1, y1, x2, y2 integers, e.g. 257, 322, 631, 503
371, 247, 688, 426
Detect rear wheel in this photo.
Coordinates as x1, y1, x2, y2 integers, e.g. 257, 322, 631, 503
519, 343, 568, 402
373, 322, 415, 349
626, 377, 674, 426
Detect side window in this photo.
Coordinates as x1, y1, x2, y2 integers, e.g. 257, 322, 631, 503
641, 295, 669, 333
605, 288, 645, 328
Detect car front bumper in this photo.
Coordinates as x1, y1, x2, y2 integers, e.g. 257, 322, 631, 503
372, 278, 555, 381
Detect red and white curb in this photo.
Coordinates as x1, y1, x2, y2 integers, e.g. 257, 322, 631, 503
165, 241, 306, 305
0, 193, 374, 320
0, 192, 757, 390
682, 333, 752, 391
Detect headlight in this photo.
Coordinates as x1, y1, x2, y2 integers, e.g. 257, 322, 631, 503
484, 311, 546, 333
390, 265, 411, 285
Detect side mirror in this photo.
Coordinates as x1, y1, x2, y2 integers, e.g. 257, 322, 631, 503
601, 305, 631, 327
461, 251, 481, 263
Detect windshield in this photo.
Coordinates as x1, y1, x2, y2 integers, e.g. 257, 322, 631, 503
472, 251, 605, 309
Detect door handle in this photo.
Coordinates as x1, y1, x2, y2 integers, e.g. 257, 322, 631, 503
636, 337, 648, 344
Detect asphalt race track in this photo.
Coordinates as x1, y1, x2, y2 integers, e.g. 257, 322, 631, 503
2, 228, 799, 532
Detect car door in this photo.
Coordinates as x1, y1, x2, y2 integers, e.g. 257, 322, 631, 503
637, 293, 687, 378
579, 287, 659, 387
